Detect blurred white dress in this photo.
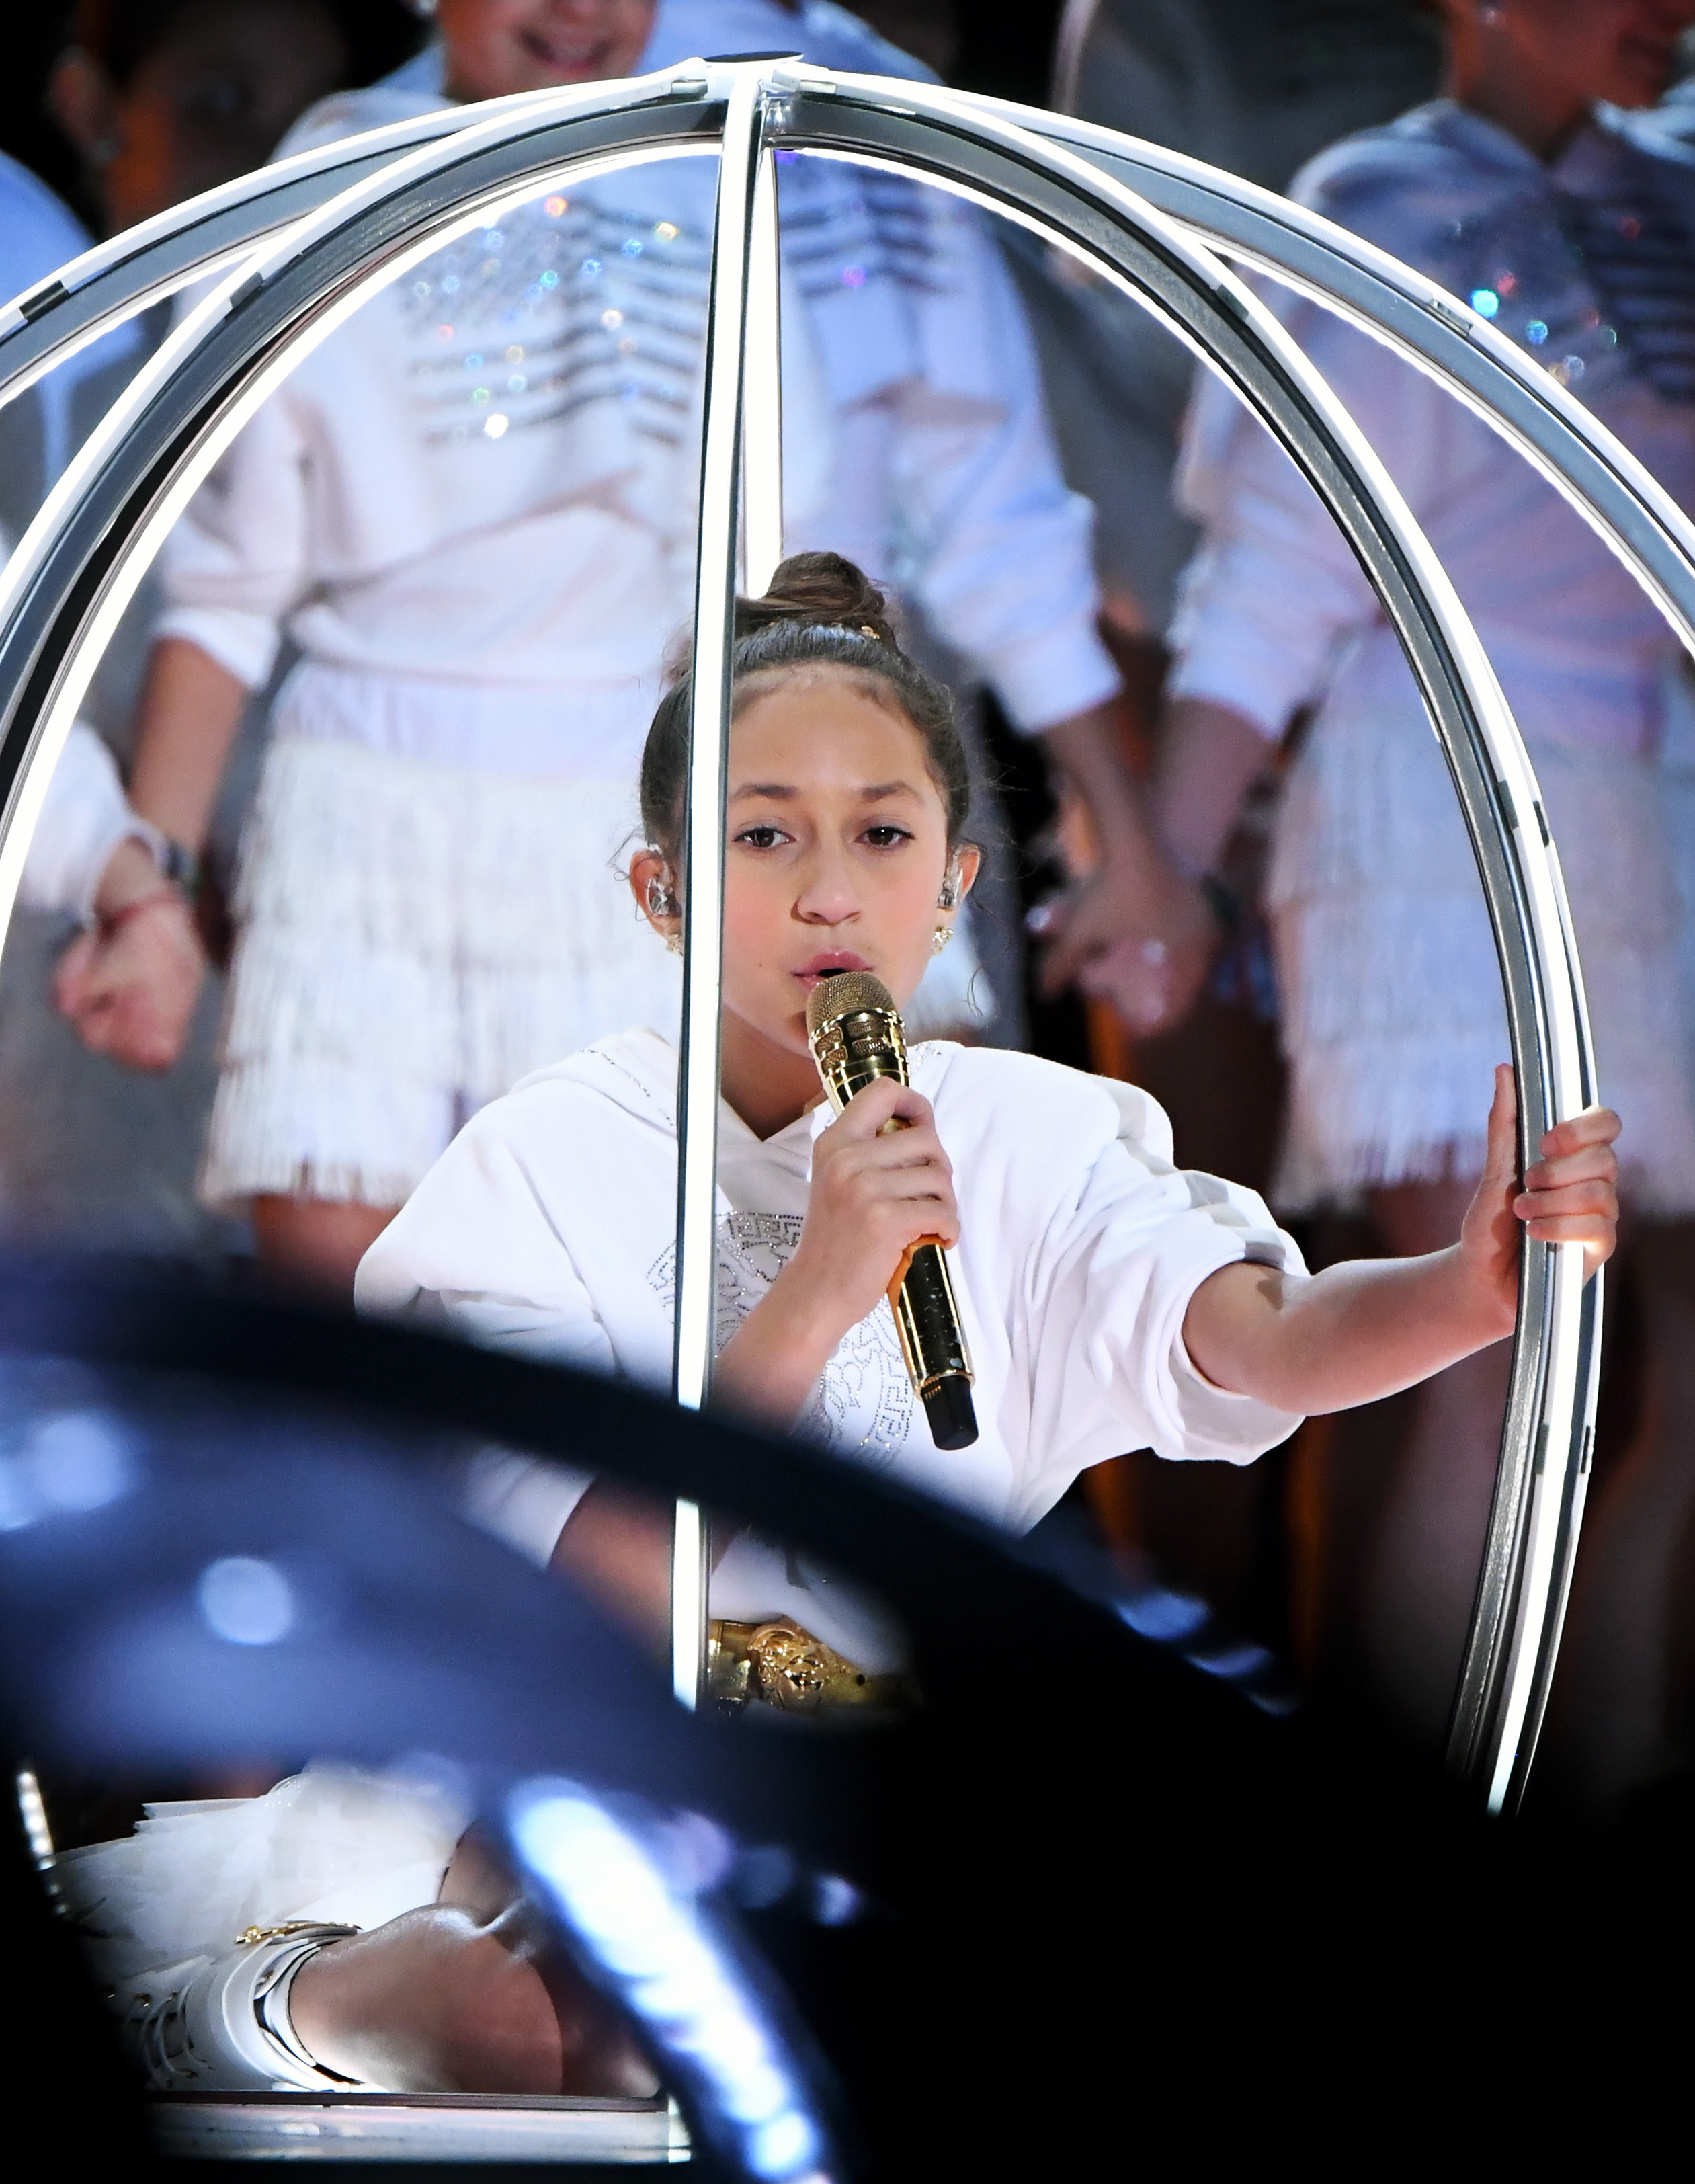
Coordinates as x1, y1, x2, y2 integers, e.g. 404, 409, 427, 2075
1170, 99, 1695, 1208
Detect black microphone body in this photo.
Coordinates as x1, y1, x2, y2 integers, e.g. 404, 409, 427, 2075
805, 973, 978, 1451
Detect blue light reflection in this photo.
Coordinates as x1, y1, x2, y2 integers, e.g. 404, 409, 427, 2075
508, 1781, 833, 2183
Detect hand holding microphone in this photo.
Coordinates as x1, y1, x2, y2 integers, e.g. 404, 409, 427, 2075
805, 974, 978, 1451
712, 975, 977, 1447
799, 1074, 960, 1330
710, 1072, 969, 1440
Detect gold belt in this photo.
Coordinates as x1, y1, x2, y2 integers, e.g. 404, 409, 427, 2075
706, 1617, 915, 1715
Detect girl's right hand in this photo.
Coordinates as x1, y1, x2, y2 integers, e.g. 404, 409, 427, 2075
712, 1077, 959, 1432
782, 1076, 960, 1343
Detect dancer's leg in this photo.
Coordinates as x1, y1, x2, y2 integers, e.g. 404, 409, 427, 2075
251, 1195, 399, 1297
1360, 1175, 1510, 1749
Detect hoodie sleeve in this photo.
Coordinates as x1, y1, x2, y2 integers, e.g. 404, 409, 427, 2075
355, 1103, 618, 1378
889, 198, 1122, 732
17, 721, 156, 918
1001, 1067, 1307, 1528
1166, 295, 1470, 741
151, 389, 314, 691
149, 74, 448, 688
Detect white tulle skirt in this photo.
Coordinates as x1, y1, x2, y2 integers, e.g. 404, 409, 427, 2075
1268, 665, 1695, 1214
55, 1765, 468, 1980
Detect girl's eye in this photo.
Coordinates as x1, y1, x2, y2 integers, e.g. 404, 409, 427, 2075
862, 825, 915, 849
735, 825, 790, 850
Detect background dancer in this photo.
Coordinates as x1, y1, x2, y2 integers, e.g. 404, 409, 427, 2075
92, 0, 1136, 1293
1060, 0, 1695, 1756
0, 0, 365, 1255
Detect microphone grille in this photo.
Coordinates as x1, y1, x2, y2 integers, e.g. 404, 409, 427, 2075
805, 971, 898, 1041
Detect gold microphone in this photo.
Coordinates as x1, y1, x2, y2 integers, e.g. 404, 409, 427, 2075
805, 972, 978, 1451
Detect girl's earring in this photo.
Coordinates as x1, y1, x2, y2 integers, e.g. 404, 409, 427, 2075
645, 871, 683, 951
934, 859, 964, 944
409, 0, 438, 17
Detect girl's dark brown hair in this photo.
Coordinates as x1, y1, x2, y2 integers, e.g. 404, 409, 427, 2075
639, 551, 973, 864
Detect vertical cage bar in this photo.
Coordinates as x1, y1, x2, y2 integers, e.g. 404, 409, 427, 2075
671, 70, 765, 1710
739, 145, 784, 596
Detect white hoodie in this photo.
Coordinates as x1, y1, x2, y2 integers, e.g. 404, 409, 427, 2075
356, 1030, 1306, 1549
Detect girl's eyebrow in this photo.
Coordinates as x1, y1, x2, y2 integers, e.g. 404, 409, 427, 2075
728, 780, 924, 801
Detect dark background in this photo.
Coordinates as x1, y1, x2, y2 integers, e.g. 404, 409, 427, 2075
0, 0, 426, 223
952, 2, 1065, 102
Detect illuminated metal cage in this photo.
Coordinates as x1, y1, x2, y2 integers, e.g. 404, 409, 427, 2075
5, 56, 1691, 1808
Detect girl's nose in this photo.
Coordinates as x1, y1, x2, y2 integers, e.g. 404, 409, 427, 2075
793, 849, 859, 924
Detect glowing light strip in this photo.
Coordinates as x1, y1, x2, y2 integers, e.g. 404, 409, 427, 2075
739, 147, 784, 596
509, 1781, 832, 2181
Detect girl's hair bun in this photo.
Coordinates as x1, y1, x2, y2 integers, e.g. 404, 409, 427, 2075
640, 551, 971, 861
735, 552, 899, 647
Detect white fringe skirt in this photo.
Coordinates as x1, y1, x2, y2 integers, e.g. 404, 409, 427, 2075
200, 721, 683, 1209
1269, 678, 1695, 1214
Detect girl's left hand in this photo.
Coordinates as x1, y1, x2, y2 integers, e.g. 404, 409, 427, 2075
1462, 1064, 1621, 1330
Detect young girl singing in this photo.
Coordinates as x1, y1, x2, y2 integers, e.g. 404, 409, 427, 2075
356, 553, 1620, 1650
69, 551, 1619, 2106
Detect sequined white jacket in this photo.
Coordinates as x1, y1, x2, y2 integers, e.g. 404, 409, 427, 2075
153, 3, 1118, 747
1169, 101, 1695, 757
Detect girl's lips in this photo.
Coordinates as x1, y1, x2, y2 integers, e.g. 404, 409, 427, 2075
794, 953, 872, 986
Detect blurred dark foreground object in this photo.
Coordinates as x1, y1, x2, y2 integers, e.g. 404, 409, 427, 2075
0, 1258, 1687, 2175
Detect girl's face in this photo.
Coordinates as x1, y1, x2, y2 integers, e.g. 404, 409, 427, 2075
438, 0, 658, 102
634, 667, 978, 1062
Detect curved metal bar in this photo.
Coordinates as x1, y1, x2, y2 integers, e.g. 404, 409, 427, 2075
0, 112, 468, 407
0, 94, 727, 932
0, 61, 1616, 1803
14, 65, 1687, 690
0, 69, 706, 411
17, 64, 1684, 687
768, 70, 1594, 1807
956, 87, 1695, 659
671, 71, 768, 1706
